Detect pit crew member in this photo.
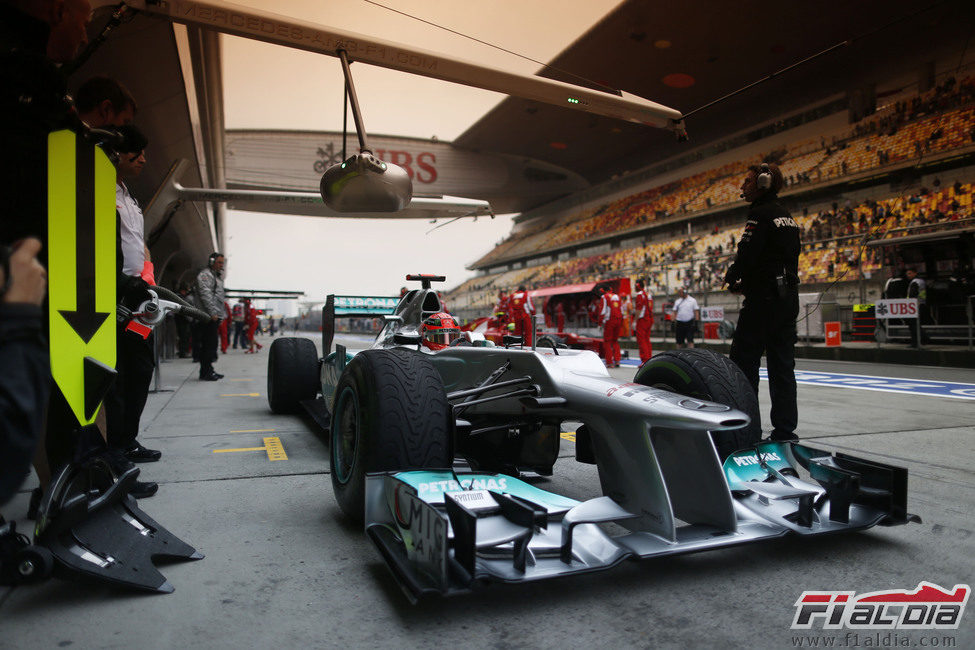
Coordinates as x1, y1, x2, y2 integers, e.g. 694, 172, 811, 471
724, 162, 800, 442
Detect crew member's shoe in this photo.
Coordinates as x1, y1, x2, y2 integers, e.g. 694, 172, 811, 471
130, 481, 159, 499
200, 372, 222, 381
124, 443, 162, 463
104, 449, 158, 499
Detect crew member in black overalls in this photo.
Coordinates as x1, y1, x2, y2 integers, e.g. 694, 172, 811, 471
724, 163, 801, 441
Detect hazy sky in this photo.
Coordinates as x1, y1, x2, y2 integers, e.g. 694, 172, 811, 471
220, 0, 621, 310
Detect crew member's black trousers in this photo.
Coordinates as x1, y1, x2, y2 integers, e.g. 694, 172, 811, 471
104, 327, 155, 450
729, 291, 799, 437
232, 321, 246, 348
196, 320, 219, 377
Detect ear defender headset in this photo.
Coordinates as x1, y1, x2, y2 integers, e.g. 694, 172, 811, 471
208, 252, 222, 267
757, 162, 772, 190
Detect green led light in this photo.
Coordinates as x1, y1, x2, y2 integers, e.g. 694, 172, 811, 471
381, 163, 387, 170
567, 97, 580, 104
341, 162, 346, 169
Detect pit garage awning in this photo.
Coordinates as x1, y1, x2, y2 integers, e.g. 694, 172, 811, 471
529, 282, 598, 298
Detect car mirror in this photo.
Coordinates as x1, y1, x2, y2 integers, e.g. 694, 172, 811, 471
320, 151, 413, 212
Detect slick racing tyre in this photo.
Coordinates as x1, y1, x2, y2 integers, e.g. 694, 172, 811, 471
267, 337, 320, 414
634, 349, 760, 460
330, 348, 451, 522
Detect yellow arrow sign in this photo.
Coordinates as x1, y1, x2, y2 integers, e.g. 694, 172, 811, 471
48, 130, 117, 426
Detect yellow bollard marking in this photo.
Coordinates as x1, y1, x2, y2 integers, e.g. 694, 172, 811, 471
220, 393, 260, 397
228, 378, 254, 382
230, 428, 276, 433
560, 431, 576, 443
212, 436, 287, 461
264, 436, 288, 461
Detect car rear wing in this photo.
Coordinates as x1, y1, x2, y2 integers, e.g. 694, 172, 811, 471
322, 294, 400, 355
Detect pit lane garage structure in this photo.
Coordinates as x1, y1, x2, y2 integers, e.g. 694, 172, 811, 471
68, 0, 974, 291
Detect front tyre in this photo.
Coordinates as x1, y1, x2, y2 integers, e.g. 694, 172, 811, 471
634, 349, 760, 459
330, 349, 451, 522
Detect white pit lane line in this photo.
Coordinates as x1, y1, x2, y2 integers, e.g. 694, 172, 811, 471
759, 368, 975, 400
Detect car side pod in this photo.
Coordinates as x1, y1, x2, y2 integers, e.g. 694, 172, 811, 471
35, 464, 203, 593
723, 441, 921, 533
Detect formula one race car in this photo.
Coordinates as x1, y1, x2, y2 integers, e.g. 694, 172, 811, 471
267, 274, 919, 603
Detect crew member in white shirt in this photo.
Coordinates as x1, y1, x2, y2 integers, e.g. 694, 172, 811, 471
672, 287, 700, 349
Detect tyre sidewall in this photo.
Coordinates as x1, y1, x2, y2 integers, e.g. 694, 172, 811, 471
634, 349, 761, 458
330, 353, 376, 520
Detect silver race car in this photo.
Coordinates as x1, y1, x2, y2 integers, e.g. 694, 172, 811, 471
267, 274, 919, 603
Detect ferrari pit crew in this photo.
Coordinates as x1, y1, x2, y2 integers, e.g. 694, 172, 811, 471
633, 280, 654, 363
599, 287, 623, 367
420, 312, 462, 350
725, 162, 801, 442
507, 285, 535, 346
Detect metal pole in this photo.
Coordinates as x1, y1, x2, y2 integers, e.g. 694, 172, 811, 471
968, 295, 973, 351
916, 312, 922, 350
149, 323, 175, 394
805, 303, 811, 346
336, 49, 369, 152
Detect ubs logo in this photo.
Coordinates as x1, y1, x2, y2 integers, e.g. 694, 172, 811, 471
313, 143, 344, 172
313, 143, 438, 184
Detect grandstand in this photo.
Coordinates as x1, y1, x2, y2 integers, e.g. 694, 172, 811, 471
447, 72, 975, 343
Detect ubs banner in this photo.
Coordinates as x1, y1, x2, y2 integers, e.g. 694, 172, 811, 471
224, 130, 586, 213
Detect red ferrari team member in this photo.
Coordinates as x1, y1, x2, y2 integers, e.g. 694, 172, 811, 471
218, 301, 231, 354
493, 289, 509, 329
555, 301, 565, 333
508, 285, 535, 346
245, 299, 263, 354
633, 280, 654, 363
600, 288, 623, 367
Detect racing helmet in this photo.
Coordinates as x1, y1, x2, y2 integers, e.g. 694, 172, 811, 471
420, 312, 461, 350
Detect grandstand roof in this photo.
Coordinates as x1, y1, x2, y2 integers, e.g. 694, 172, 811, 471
455, 0, 974, 198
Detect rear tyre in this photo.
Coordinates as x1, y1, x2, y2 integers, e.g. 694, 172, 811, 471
330, 348, 451, 522
633, 349, 760, 459
267, 338, 320, 414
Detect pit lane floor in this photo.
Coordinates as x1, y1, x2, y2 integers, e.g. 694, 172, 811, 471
1, 333, 973, 649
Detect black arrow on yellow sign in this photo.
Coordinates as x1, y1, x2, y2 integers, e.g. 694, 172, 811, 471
48, 130, 117, 426
58, 139, 110, 343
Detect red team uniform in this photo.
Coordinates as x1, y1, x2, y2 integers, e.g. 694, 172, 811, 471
508, 288, 535, 346
600, 290, 623, 367
634, 285, 654, 363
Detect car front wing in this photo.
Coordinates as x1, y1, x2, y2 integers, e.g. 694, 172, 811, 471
363, 442, 919, 603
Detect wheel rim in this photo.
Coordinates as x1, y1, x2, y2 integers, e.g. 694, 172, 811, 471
332, 386, 359, 485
